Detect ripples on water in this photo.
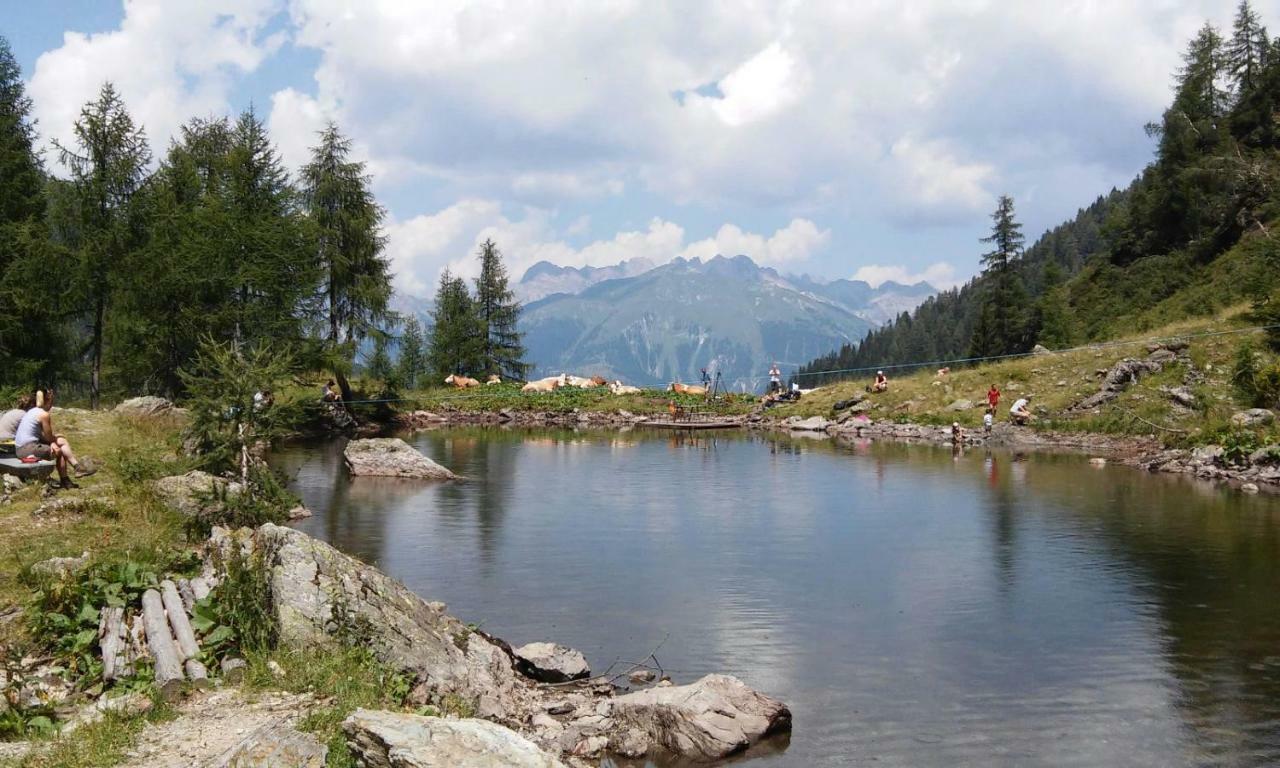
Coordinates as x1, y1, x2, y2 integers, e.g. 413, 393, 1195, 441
269, 429, 1280, 767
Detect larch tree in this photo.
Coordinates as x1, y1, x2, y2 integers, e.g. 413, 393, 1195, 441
54, 83, 152, 409
974, 195, 1028, 355
397, 315, 428, 389
1227, 1, 1269, 97
302, 123, 391, 400
473, 239, 529, 380
428, 269, 482, 379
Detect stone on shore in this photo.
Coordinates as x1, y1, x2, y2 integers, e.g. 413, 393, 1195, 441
343, 438, 457, 480
787, 416, 830, 432
155, 470, 243, 519
609, 674, 792, 761
342, 709, 567, 768
214, 721, 327, 767
946, 399, 974, 412
113, 396, 177, 417
1231, 409, 1275, 428
514, 643, 590, 683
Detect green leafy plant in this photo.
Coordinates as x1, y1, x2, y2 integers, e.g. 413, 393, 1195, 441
191, 541, 277, 661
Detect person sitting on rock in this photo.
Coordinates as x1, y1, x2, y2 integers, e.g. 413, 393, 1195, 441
872, 371, 889, 393
1009, 394, 1033, 426
14, 388, 95, 488
0, 393, 33, 451
322, 380, 342, 403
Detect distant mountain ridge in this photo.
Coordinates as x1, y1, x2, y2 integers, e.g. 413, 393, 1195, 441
517, 254, 935, 389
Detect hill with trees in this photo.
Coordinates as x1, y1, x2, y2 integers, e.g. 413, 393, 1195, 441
799, 1, 1280, 387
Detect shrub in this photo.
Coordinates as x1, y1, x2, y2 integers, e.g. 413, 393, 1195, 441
192, 540, 277, 659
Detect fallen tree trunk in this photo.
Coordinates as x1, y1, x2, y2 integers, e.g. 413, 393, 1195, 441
98, 606, 130, 682
185, 658, 211, 689
176, 578, 196, 612
141, 588, 184, 699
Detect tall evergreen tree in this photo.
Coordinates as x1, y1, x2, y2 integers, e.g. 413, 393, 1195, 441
473, 239, 529, 380
973, 195, 1029, 355
428, 269, 482, 379
1227, 1, 1269, 97
301, 123, 391, 400
397, 316, 428, 389
54, 83, 151, 408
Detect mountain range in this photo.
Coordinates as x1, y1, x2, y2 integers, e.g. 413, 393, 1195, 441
516, 255, 934, 389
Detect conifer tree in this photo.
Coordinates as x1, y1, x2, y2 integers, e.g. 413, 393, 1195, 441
302, 123, 391, 399
366, 333, 395, 388
397, 316, 428, 389
428, 269, 482, 378
1227, 1, 1269, 97
974, 195, 1029, 355
473, 239, 529, 380
54, 83, 151, 408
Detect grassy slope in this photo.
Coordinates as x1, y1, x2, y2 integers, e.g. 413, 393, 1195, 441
772, 305, 1277, 448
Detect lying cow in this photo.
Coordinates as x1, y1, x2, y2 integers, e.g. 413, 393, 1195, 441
444, 374, 481, 388
565, 375, 603, 388
521, 376, 563, 393
610, 381, 642, 395
486, 374, 502, 385
669, 382, 707, 395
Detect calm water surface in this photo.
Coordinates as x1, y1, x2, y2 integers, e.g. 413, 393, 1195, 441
270, 428, 1280, 767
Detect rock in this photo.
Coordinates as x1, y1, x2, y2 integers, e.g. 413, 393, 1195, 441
1242, 483, 1260, 494
113, 396, 177, 416
267, 660, 286, 679
1232, 409, 1276, 427
787, 416, 829, 432
62, 692, 153, 734
214, 721, 327, 767
610, 674, 792, 761
1162, 386, 1199, 409
1192, 445, 1224, 465
611, 728, 650, 758
33, 496, 116, 518
628, 669, 656, 684
29, 551, 90, 580
2, 475, 21, 492
342, 709, 567, 768
570, 735, 609, 757
343, 438, 457, 480
1089, 458, 1107, 467
1248, 446, 1280, 466
155, 470, 243, 519
1147, 348, 1178, 364
222, 657, 248, 684
514, 643, 590, 684
286, 505, 313, 521
1032, 344, 1052, 355
945, 399, 974, 412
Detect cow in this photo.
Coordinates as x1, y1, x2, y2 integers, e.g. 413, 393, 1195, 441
668, 382, 707, 395
486, 374, 502, 385
590, 376, 608, 387
444, 374, 481, 388
565, 375, 602, 388
610, 381, 642, 395
521, 376, 563, 393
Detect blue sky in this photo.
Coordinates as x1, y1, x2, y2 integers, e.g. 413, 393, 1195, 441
2, 1, 1261, 297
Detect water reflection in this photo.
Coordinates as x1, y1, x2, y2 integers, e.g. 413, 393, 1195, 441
270, 429, 1280, 767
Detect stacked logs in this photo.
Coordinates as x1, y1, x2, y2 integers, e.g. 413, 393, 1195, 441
98, 572, 222, 700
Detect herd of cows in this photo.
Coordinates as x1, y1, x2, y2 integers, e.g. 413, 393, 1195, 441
440, 373, 708, 396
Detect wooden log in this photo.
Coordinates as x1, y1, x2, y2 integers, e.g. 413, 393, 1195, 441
141, 589, 184, 699
160, 580, 200, 661
190, 576, 212, 602
184, 658, 211, 689
128, 612, 149, 662
98, 606, 130, 682
176, 578, 196, 612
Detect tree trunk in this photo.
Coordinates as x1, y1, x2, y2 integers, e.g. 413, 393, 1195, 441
160, 579, 201, 661
91, 298, 104, 410
141, 588, 185, 699
98, 606, 130, 682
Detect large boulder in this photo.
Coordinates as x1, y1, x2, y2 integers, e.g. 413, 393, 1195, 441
787, 416, 830, 432
1232, 408, 1276, 428
154, 470, 243, 519
513, 643, 590, 684
946, 399, 974, 412
114, 396, 177, 417
609, 674, 792, 761
343, 438, 457, 480
342, 709, 566, 768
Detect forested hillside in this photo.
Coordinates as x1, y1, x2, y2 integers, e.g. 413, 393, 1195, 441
799, 2, 1280, 386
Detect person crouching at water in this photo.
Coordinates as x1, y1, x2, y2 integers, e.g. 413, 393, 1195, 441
983, 407, 994, 434
322, 380, 341, 403
14, 388, 95, 488
1009, 394, 1033, 426
871, 370, 888, 393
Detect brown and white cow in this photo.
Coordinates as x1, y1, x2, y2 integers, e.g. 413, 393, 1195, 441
444, 374, 481, 388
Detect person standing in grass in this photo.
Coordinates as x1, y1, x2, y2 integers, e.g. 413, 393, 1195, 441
987, 384, 1001, 411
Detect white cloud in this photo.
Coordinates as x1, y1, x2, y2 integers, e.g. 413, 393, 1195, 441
29, 0, 284, 161
386, 199, 828, 297
852, 262, 959, 289
699, 42, 807, 127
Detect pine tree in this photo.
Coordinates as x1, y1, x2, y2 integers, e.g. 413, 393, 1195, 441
302, 123, 392, 400
975, 195, 1029, 355
1034, 262, 1076, 349
397, 316, 428, 389
1227, 1, 1268, 97
428, 269, 482, 379
473, 239, 529, 380
366, 333, 394, 387
54, 83, 152, 408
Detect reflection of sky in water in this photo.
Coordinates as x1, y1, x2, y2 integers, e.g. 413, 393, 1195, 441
271, 430, 1280, 767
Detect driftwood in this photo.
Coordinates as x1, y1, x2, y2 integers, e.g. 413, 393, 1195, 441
176, 578, 196, 612
98, 606, 131, 682
160, 580, 201, 661
141, 589, 184, 699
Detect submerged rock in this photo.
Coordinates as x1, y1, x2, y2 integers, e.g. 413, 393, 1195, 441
342, 709, 566, 768
514, 643, 590, 684
610, 674, 792, 760
343, 438, 457, 480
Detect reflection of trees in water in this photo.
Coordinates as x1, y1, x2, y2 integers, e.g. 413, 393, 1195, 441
981, 453, 1019, 599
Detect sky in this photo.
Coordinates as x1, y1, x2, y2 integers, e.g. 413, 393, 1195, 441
2, 1, 1263, 298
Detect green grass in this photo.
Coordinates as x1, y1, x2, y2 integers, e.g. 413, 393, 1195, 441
0, 699, 176, 768
353, 381, 756, 417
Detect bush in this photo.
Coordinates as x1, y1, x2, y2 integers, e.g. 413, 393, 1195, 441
192, 541, 277, 659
